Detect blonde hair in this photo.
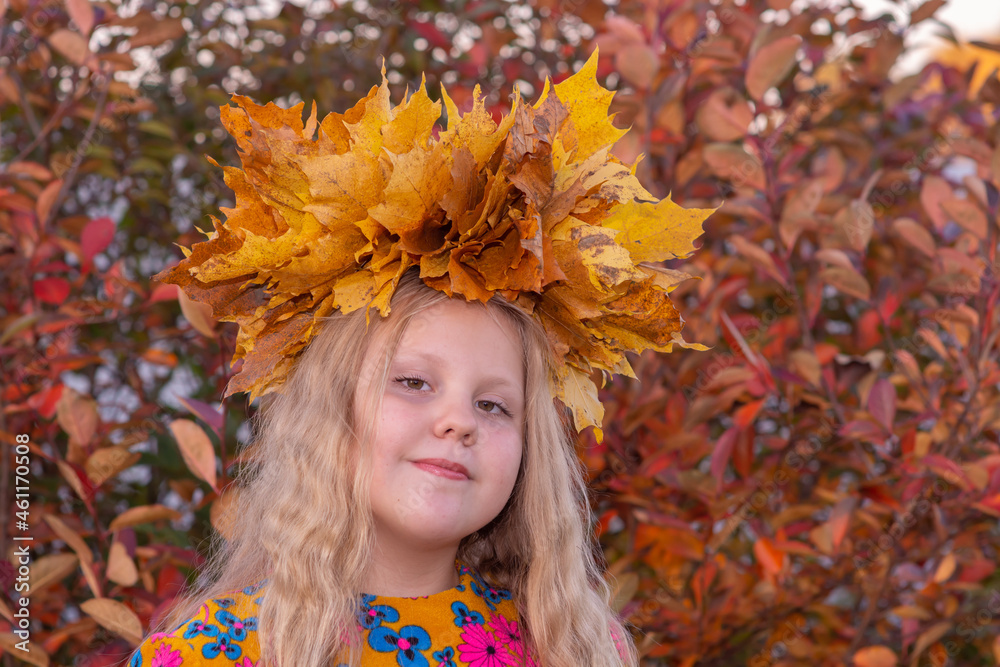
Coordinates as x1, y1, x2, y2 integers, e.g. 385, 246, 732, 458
140, 268, 639, 667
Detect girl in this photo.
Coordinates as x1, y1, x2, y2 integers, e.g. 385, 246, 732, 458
131, 47, 710, 667
129, 269, 638, 666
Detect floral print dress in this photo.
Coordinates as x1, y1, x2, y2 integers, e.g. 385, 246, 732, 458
128, 560, 538, 667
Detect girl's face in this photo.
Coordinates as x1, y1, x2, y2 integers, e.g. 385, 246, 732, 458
361, 299, 525, 554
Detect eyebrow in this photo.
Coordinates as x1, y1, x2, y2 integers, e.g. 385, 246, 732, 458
391, 351, 522, 391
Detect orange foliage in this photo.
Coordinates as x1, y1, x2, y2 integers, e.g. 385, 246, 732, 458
2, 0, 1000, 665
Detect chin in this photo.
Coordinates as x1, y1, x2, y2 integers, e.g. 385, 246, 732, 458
404, 527, 467, 548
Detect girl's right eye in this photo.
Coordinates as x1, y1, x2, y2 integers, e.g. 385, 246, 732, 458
396, 376, 428, 391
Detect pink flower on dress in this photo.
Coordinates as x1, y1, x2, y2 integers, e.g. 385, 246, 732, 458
150, 643, 183, 667
486, 612, 539, 665
486, 613, 520, 647
457, 622, 516, 667
234, 657, 256, 667
611, 624, 628, 661
511, 651, 539, 667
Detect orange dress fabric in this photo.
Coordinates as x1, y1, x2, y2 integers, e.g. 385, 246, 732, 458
128, 560, 541, 666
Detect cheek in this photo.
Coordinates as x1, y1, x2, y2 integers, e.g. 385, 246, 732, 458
491, 435, 523, 487
376, 398, 422, 444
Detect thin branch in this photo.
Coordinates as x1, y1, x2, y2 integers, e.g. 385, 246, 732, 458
876, 301, 934, 412
759, 138, 848, 429
846, 554, 893, 654
41, 73, 110, 230
217, 333, 230, 481
5, 81, 81, 170
7, 66, 42, 138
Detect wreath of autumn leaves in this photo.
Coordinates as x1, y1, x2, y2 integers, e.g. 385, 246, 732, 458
153, 49, 716, 439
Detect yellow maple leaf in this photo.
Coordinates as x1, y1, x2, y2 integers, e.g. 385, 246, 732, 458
535, 50, 628, 163
602, 196, 717, 263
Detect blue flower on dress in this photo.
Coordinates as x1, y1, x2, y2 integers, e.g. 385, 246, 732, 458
470, 580, 513, 612
369, 624, 432, 667
243, 580, 266, 596
357, 595, 400, 629
245, 579, 268, 604
212, 597, 235, 608
215, 609, 258, 641
128, 650, 141, 667
183, 619, 219, 640
202, 631, 243, 660
454, 567, 467, 591
432, 646, 457, 667
450, 601, 485, 627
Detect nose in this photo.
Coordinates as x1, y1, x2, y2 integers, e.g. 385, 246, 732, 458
432, 392, 478, 445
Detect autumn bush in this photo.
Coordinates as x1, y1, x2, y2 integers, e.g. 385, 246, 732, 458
2, 0, 999, 665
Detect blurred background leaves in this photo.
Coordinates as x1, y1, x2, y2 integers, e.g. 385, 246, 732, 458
2, 0, 1000, 665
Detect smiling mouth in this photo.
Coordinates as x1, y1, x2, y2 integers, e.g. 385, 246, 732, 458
412, 461, 470, 481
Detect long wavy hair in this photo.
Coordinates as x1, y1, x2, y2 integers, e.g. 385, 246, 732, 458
139, 268, 639, 667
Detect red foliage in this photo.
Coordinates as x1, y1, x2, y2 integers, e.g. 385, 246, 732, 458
2, 0, 999, 665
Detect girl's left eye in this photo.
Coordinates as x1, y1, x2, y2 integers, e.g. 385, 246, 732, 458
477, 399, 512, 417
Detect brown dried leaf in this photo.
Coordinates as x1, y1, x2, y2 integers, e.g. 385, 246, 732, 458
933, 553, 956, 583
909, 622, 951, 667
106, 541, 139, 587
746, 35, 802, 101
177, 282, 217, 337
129, 18, 185, 49
80, 599, 142, 647
35, 179, 63, 226
66, 0, 95, 35
210, 487, 240, 541
56, 461, 89, 502
910, 0, 947, 25
789, 349, 821, 387
6, 161, 53, 181
46, 29, 91, 66
42, 515, 92, 566
853, 646, 897, 667
615, 43, 659, 89
940, 198, 987, 239
609, 571, 639, 613
0, 633, 49, 666
108, 504, 182, 531
56, 387, 98, 454
696, 88, 754, 142
821, 266, 871, 301
85, 447, 140, 487
42, 515, 102, 597
729, 235, 788, 288
703, 144, 765, 190
27, 553, 78, 596
892, 217, 936, 258
920, 176, 953, 231
169, 418, 218, 490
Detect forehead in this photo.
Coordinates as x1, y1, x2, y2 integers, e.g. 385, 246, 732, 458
366, 299, 524, 382
399, 300, 521, 357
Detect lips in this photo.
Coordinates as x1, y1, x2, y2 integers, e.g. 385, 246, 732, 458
412, 458, 471, 480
